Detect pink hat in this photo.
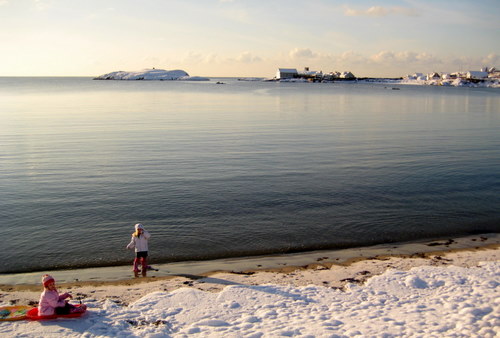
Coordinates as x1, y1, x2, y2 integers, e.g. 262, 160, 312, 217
42, 274, 55, 287
135, 223, 144, 231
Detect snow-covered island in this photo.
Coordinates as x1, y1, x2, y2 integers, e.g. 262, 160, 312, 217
273, 67, 500, 88
94, 68, 209, 81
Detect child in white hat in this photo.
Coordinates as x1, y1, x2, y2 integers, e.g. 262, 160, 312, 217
38, 274, 86, 316
126, 223, 151, 277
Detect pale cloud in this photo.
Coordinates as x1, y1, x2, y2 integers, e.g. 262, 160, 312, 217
336, 51, 365, 64
204, 53, 219, 64
370, 50, 396, 63
236, 51, 262, 63
414, 52, 439, 63
289, 48, 318, 60
370, 51, 440, 64
174, 48, 493, 78
294, 49, 455, 76
172, 51, 262, 68
0, 0, 9, 7
482, 53, 499, 66
182, 52, 220, 65
33, 0, 53, 11
344, 5, 421, 17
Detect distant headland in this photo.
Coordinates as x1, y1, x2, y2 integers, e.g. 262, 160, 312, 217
273, 67, 500, 88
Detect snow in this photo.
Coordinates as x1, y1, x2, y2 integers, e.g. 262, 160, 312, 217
364, 77, 499, 88
1, 258, 498, 337
94, 68, 209, 81
279, 78, 308, 83
395, 77, 499, 88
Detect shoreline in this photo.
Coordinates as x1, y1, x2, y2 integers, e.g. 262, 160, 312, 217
0, 233, 498, 329
1, 239, 497, 337
0, 233, 497, 290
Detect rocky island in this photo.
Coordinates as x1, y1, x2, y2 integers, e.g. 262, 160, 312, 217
94, 68, 209, 81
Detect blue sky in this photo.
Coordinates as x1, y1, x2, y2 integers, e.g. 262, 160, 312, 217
1, 0, 499, 77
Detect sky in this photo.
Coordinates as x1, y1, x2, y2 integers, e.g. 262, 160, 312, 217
1, 0, 499, 78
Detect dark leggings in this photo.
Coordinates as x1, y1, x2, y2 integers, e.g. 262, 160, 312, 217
55, 302, 72, 315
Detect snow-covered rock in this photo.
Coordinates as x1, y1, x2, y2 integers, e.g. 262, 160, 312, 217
94, 68, 209, 81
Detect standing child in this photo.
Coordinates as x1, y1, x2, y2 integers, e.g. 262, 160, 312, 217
38, 274, 86, 316
126, 223, 151, 277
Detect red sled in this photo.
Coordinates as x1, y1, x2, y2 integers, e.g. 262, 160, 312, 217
26, 304, 87, 320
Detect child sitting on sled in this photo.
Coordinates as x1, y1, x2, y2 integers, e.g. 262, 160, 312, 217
38, 274, 86, 316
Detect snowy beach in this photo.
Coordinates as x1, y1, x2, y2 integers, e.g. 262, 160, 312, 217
1, 234, 498, 337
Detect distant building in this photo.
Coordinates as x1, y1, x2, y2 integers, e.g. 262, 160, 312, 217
276, 68, 298, 79
299, 67, 322, 78
340, 71, 356, 79
405, 73, 426, 80
275, 67, 356, 81
441, 73, 458, 80
339, 72, 356, 79
466, 71, 488, 80
427, 72, 440, 81
488, 69, 500, 79
323, 72, 339, 81
451, 72, 464, 79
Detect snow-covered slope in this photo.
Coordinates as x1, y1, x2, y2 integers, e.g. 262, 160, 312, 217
1, 261, 497, 337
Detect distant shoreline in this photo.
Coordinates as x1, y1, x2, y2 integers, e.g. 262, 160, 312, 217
1, 76, 499, 88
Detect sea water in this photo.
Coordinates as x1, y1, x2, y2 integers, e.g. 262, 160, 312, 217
0, 77, 499, 273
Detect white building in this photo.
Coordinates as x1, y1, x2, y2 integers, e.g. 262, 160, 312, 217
427, 72, 440, 81
405, 73, 425, 80
441, 73, 459, 80
299, 67, 322, 78
466, 71, 488, 80
340, 71, 355, 79
488, 70, 500, 79
276, 68, 298, 79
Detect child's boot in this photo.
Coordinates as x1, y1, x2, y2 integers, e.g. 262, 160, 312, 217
133, 258, 140, 277
141, 258, 147, 277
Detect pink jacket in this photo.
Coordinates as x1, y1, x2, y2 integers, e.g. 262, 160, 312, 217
38, 289, 71, 316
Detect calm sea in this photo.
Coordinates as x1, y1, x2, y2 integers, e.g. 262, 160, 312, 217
0, 77, 499, 273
